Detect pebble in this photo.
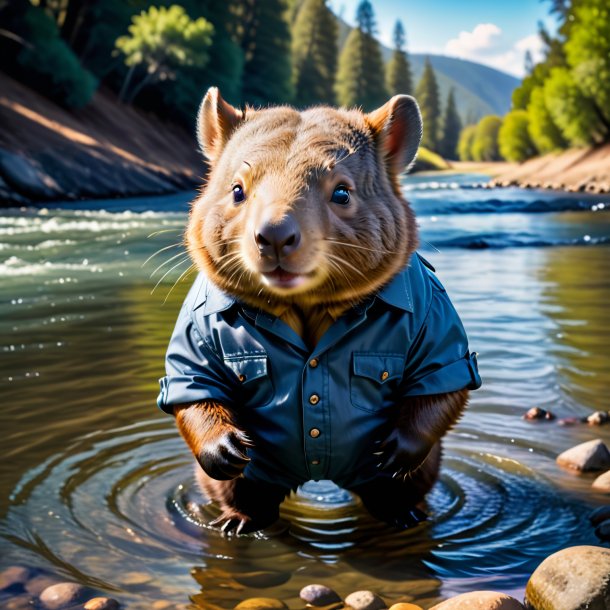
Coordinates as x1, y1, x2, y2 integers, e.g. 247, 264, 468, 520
589, 505, 610, 526
84, 597, 120, 610
523, 407, 555, 421
0, 566, 30, 591
524, 545, 610, 609
1, 594, 35, 610
344, 590, 386, 610
389, 604, 424, 610
121, 571, 152, 585
430, 592, 524, 610
300, 584, 342, 606
586, 411, 609, 426
234, 598, 288, 610
25, 574, 61, 596
39, 582, 86, 609
234, 571, 291, 588
556, 439, 610, 471
592, 470, 610, 492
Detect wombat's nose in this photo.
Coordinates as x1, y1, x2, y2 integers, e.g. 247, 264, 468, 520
255, 215, 301, 258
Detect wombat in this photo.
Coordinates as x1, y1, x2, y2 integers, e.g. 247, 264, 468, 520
158, 87, 481, 534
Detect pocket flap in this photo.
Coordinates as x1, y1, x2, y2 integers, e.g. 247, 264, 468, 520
224, 353, 268, 384
352, 353, 404, 384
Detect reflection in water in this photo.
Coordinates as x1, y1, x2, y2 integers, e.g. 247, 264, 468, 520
1, 182, 609, 608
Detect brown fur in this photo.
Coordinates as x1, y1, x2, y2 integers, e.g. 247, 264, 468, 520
173, 88, 469, 532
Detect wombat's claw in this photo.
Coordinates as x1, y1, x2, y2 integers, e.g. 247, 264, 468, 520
209, 514, 251, 535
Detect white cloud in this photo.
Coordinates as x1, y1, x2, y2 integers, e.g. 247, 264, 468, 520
443, 25, 545, 77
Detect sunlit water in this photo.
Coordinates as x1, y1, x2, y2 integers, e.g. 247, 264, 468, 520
1, 174, 609, 608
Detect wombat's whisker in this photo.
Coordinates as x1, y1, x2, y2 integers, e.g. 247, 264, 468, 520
147, 229, 182, 238
149, 250, 190, 277
163, 264, 196, 304
327, 253, 368, 281
324, 238, 396, 255
151, 257, 191, 295
142, 242, 184, 267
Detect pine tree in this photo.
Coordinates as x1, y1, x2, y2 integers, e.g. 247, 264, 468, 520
439, 88, 461, 159
241, 0, 294, 105
415, 57, 441, 151
385, 19, 412, 96
335, 0, 387, 110
291, 0, 338, 107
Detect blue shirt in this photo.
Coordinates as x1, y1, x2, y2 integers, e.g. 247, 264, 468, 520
158, 253, 481, 489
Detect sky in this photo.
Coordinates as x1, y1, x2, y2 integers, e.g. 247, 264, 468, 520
328, 0, 560, 78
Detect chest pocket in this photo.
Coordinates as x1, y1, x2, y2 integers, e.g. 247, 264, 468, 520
224, 352, 274, 408
350, 353, 405, 412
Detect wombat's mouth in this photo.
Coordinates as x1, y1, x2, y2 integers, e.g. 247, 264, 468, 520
261, 266, 312, 291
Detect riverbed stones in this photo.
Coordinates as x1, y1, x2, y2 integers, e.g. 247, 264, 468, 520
388, 604, 424, 610
344, 590, 386, 610
430, 592, 524, 610
0, 566, 31, 591
592, 470, 610, 492
84, 597, 120, 610
39, 582, 86, 609
523, 407, 555, 421
556, 439, 610, 471
524, 545, 610, 610
234, 571, 291, 588
586, 411, 609, 426
24, 574, 61, 596
234, 598, 288, 610
299, 584, 342, 606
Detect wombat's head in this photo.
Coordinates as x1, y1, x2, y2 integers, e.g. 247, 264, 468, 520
187, 87, 422, 311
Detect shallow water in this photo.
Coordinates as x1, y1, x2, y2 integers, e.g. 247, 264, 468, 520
1, 174, 609, 608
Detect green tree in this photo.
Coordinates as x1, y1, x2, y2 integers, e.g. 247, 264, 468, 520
543, 67, 608, 146
415, 58, 441, 151
526, 87, 566, 153
115, 5, 214, 105
385, 20, 412, 96
498, 110, 536, 162
471, 115, 503, 161
240, 0, 294, 105
291, 0, 338, 106
335, 0, 387, 110
564, 0, 610, 131
457, 125, 477, 161
439, 88, 461, 159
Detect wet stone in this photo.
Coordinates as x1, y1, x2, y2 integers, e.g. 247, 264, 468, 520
592, 470, 610, 492
234, 598, 288, 610
556, 439, 610, 471
430, 592, 525, 610
523, 407, 555, 421
587, 411, 610, 426
0, 566, 31, 592
344, 590, 386, 610
300, 584, 342, 606
25, 574, 61, 596
590, 505, 610, 526
1, 594, 35, 610
39, 582, 86, 609
84, 597, 120, 610
389, 604, 424, 610
524, 545, 610, 610
234, 571, 291, 588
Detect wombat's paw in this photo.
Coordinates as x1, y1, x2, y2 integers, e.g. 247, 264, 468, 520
377, 429, 432, 477
208, 507, 276, 535
198, 429, 254, 481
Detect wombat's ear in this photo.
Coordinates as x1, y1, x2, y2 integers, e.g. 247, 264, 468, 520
365, 95, 423, 175
197, 87, 244, 162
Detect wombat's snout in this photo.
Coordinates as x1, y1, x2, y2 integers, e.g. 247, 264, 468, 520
255, 214, 302, 261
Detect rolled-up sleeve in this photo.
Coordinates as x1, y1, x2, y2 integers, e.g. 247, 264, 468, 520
401, 279, 481, 397
157, 305, 236, 414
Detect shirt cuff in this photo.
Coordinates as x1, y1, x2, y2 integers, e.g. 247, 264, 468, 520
157, 375, 233, 414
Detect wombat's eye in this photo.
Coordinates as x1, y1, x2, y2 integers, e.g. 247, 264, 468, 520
232, 184, 245, 204
330, 185, 350, 206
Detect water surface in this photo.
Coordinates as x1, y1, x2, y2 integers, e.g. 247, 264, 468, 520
1, 174, 609, 608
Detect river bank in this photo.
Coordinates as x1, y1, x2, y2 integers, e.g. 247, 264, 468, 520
0, 73, 202, 206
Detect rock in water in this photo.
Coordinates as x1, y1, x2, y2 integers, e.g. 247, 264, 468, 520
344, 591, 386, 610
592, 471, 610, 492
389, 604, 424, 610
523, 407, 555, 421
556, 439, 610, 471
299, 584, 342, 606
84, 598, 120, 610
0, 566, 31, 591
39, 582, 86, 609
234, 598, 288, 610
586, 412, 609, 426
524, 545, 610, 610
430, 591, 524, 609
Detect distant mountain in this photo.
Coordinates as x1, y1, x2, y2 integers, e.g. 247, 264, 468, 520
337, 20, 519, 124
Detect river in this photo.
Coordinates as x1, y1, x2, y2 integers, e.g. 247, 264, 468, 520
1, 173, 609, 609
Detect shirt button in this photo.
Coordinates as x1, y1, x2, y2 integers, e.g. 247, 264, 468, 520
309, 358, 319, 368
309, 428, 321, 438
309, 394, 320, 405
311, 459, 320, 465
380, 370, 389, 381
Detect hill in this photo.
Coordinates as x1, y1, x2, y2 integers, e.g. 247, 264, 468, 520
337, 20, 519, 123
